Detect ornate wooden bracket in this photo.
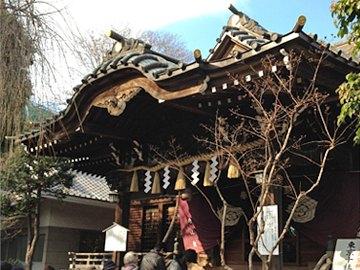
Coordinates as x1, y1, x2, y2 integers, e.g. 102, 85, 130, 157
91, 75, 210, 116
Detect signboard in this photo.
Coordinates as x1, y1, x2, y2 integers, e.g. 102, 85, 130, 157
103, 223, 129, 252
257, 205, 279, 255
333, 239, 360, 270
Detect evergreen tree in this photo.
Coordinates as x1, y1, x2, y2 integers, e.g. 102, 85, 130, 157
331, 0, 360, 144
1, 146, 74, 270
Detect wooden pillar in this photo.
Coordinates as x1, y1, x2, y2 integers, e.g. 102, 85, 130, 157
112, 201, 123, 265
112, 189, 131, 267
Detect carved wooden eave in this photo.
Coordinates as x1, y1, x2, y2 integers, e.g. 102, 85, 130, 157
86, 74, 209, 117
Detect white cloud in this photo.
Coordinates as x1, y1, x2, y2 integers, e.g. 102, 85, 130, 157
66, 0, 232, 32
32, 0, 251, 105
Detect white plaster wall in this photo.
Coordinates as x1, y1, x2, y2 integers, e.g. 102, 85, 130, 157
1, 197, 115, 270
40, 197, 115, 231
38, 197, 116, 270
43, 227, 81, 270
32, 262, 43, 270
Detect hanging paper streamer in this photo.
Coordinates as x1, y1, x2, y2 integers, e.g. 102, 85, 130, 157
163, 166, 170, 189
191, 160, 200, 185
210, 156, 218, 182
144, 170, 152, 193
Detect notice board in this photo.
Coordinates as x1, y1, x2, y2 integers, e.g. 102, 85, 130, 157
257, 205, 279, 255
333, 239, 360, 270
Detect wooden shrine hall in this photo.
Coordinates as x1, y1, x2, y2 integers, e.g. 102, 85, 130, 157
15, 5, 360, 270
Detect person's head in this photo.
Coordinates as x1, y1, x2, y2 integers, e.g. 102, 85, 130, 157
183, 249, 197, 265
154, 242, 165, 253
43, 266, 55, 270
123, 251, 137, 265
1, 262, 12, 270
11, 267, 24, 270
103, 260, 118, 270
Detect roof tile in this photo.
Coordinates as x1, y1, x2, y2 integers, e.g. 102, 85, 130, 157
64, 169, 111, 202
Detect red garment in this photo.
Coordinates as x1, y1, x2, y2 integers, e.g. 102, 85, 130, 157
178, 194, 222, 253
294, 172, 360, 247
179, 172, 360, 251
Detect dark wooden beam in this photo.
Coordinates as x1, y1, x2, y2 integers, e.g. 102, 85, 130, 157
163, 100, 214, 117
82, 123, 134, 141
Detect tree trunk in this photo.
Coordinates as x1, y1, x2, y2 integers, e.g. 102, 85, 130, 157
262, 186, 283, 270
25, 191, 41, 270
25, 213, 33, 270
220, 202, 227, 268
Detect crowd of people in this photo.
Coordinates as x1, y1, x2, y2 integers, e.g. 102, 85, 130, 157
1, 242, 198, 270
104, 242, 198, 270
1, 263, 56, 270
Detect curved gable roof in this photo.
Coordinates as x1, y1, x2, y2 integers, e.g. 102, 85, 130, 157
14, 8, 360, 176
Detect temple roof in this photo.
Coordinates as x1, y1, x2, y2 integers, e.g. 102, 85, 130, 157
14, 7, 360, 176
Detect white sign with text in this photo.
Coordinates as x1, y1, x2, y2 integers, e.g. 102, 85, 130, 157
257, 205, 279, 255
333, 239, 360, 270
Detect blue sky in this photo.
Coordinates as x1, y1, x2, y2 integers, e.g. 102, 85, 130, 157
39, 0, 340, 105
68, 0, 339, 59
157, 0, 339, 57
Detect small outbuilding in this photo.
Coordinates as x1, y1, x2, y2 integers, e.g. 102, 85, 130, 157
103, 223, 129, 252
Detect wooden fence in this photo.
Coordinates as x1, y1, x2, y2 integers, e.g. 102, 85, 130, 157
68, 251, 176, 270
68, 252, 113, 270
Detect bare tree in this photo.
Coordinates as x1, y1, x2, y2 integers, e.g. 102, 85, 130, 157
69, 24, 139, 72
0, 0, 86, 152
195, 50, 356, 270
140, 30, 193, 63
0, 0, 33, 152
114, 47, 355, 270
71, 27, 194, 73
